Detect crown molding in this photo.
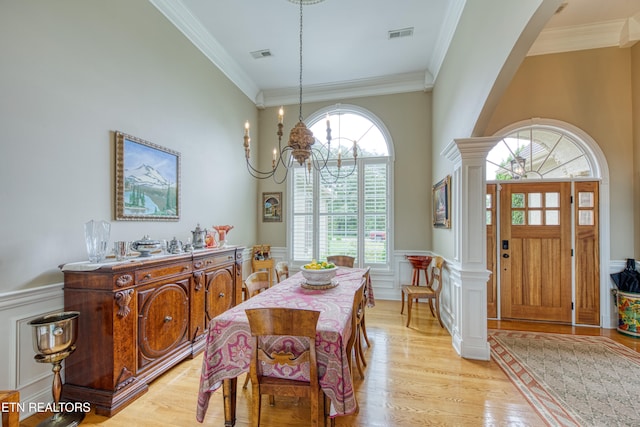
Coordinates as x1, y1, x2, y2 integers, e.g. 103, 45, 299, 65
620, 13, 640, 47
429, 0, 466, 82
258, 72, 432, 109
150, 0, 438, 107
528, 18, 638, 56
149, 0, 260, 102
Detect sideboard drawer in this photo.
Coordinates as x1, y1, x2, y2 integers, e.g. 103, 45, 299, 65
193, 253, 236, 271
135, 261, 192, 285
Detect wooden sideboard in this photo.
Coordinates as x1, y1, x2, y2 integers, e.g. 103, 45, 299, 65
60, 247, 243, 417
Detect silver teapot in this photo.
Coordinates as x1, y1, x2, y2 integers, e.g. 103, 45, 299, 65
191, 223, 207, 249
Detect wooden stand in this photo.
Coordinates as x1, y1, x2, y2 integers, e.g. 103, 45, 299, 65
251, 245, 274, 287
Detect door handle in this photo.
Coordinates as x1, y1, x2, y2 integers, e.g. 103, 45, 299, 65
502, 253, 510, 258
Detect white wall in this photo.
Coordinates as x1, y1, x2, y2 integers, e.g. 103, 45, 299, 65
0, 0, 259, 293
431, 0, 561, 259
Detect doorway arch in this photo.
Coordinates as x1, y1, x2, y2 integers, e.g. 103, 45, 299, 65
488, 118, 612, 327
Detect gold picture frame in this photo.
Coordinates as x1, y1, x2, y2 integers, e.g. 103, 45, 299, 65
115, 131, 180, 221
262, 192, 282, 222
433, 175, 451, 228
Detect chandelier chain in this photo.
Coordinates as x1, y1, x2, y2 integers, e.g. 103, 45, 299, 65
298, 0, 304, 122
243, 0, 358, 184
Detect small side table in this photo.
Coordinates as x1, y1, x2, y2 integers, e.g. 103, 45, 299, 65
406, 255, 433, 286
252, 258, 274, 287
0, 390, 20, 427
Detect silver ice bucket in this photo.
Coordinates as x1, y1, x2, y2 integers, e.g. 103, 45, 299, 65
29, 311, 80, 355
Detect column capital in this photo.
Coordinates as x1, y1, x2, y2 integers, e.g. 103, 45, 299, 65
442, 136, 500, 164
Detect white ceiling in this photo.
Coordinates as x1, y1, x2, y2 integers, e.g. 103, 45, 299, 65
150, 0, 640, 107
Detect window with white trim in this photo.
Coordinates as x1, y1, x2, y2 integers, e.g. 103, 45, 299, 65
289, 106, 392, 268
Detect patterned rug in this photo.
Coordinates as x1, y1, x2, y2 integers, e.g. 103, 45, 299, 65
489, 330, 640, 427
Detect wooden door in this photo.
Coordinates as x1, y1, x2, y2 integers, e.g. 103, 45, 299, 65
486, 184, 497, 318
499, 182, 572, 322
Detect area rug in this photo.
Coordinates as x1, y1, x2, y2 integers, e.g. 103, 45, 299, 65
489, 330, 640, 427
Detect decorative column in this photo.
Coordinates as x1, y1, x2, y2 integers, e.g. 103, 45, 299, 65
442, 137, 499, 360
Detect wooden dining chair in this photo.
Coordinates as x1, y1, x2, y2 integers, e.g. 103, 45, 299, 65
274, 261, 289, 283
359, 268, 371, 349
346, 278, 367, 380
242, 272, 271, 390
326, 255, 355, 268
400, 256, 445, 328
243, 271, 270, 300
245, 307, 330, 427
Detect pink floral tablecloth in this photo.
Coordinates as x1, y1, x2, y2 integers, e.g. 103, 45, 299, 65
196, 267, 373, 422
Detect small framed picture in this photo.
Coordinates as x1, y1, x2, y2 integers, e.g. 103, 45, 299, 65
262, 192, 282, 222
433, 175, 451, 229
115, 131, 180, 221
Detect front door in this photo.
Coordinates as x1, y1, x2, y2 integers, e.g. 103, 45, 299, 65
499, 182, 572, 322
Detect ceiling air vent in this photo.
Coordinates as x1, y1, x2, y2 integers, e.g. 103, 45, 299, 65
250, 49, 272, 59
388, 27, 414, 40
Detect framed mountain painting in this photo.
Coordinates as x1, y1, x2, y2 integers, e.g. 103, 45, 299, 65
115, 131, 180, 221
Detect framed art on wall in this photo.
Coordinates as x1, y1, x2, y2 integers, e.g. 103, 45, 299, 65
433, 175, 451, 228
262, 192, 282, 222
115, 131, 180, 221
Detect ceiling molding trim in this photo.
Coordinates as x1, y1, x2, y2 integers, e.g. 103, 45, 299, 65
528, 19, 628, 56
259, 72, 430, 108
429, 0, 466, 83
149, 0, 260, 102
620, 13, 640, 48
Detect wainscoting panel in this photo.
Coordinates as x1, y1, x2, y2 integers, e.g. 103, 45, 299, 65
0, 283, 64, 420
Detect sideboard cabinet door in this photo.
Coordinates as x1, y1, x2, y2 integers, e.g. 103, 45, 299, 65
137, 277, 191, 373
205, 265, 235, 322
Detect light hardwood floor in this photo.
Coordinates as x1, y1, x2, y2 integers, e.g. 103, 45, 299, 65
21, 299, 639, 426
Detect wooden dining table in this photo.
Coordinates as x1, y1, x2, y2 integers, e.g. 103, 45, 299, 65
196, 267, 374, 426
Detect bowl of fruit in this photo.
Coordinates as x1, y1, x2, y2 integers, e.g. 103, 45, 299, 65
301, 260, 338, 286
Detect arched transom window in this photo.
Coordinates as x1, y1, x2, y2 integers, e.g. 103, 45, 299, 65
486, 125, 597, 181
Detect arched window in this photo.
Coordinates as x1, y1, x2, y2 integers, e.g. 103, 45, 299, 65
487, 123, 598, 180
288, 104, 393, 269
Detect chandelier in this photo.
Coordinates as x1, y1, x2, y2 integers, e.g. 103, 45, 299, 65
243, 0, 358, 184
